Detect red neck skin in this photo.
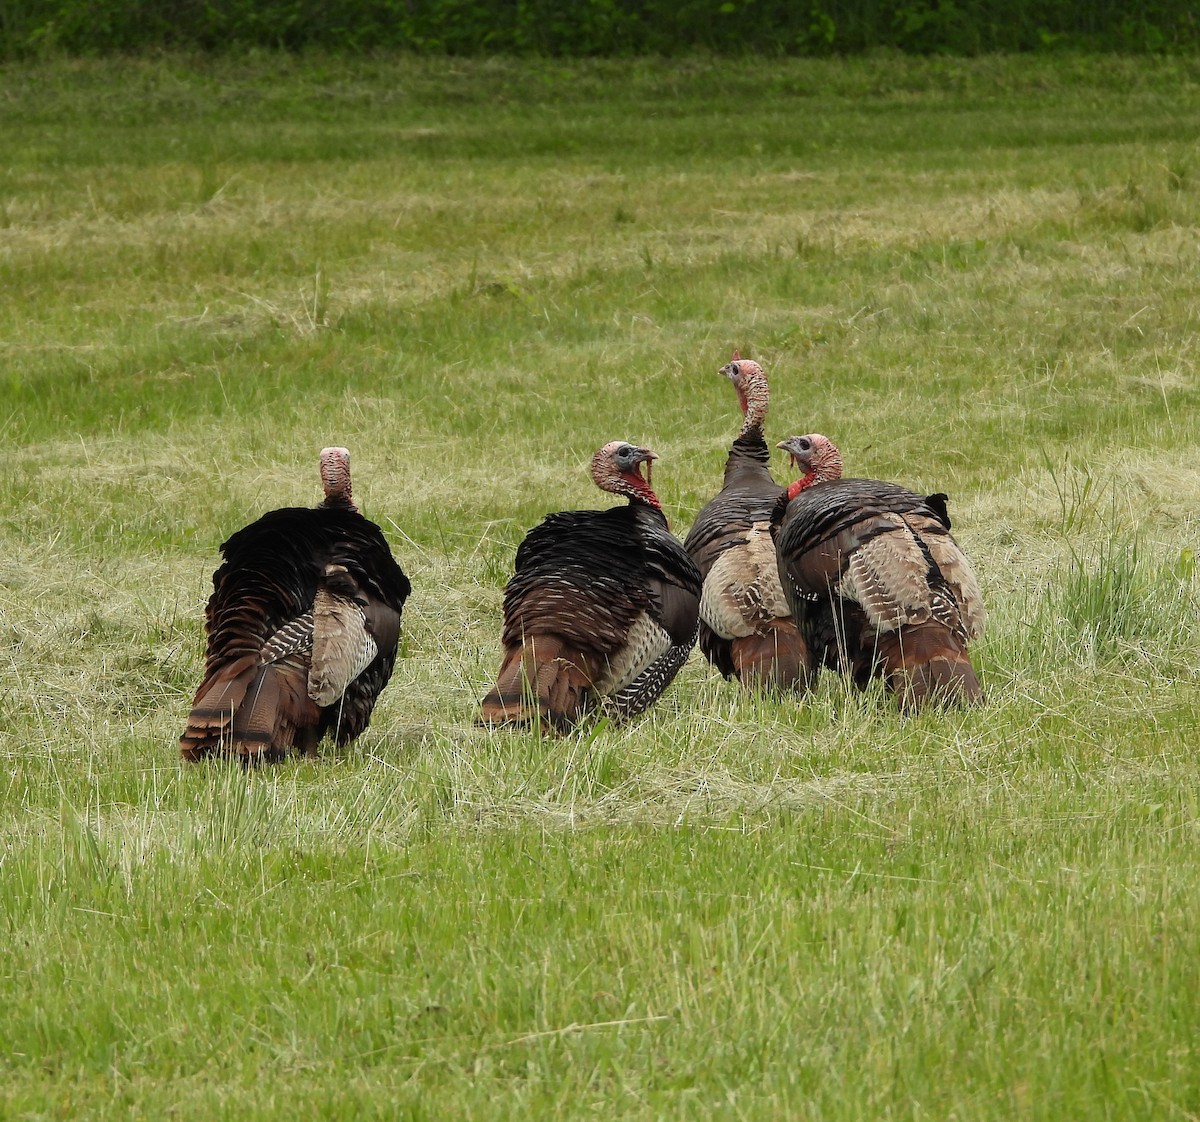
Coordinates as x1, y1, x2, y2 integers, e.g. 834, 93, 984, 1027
786, 459, 840, 500
622, 472, 664, 516
787, 474, 815, 500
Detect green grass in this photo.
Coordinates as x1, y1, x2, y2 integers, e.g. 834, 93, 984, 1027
3, 52, 1200, 1119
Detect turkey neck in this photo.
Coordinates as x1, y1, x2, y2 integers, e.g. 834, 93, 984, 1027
787, 469, 831, 501
627, 485, 665, 519
737, 372, 769, 436
318, 447, 357, 512
726, 370, 772, 485
600, 473, 665, 518
320, 494, 358, 514
723, 427, 773, 489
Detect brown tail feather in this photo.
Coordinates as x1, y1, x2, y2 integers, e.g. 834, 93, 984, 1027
479, 637, 596, 732
729, 619, 812, 692
187, 655, 259, 716
874, 624, 982, 712
239, 668, 283, 747
479, 646, 537, 727
180, 657, 317, 760
180, 656, 258, 760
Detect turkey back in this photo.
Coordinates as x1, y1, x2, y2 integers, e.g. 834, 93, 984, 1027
481, 502, 701, 731
181, 505, 410, 760
773, 477, 984, 710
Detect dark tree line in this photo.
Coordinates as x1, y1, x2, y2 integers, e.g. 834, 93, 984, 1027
3, 0, 1195, 58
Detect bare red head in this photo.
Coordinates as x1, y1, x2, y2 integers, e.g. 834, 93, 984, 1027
319, 446, 358, 512
777, 433, 843, 499
718, 350, 769, 436
591, 440, 663, 513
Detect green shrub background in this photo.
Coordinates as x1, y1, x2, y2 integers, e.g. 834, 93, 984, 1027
3, 0, 1197, 58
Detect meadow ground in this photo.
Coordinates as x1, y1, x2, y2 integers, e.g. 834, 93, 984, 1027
2, 52, 1200, 1119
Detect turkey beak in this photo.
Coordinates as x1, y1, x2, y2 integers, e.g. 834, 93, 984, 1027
776, 439, 800, 470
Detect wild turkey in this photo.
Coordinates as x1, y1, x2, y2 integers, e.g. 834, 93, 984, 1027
180, 447, 411, 762
682, 352, 810, 690
772, 433, 985, 711
479, 441, 702, 732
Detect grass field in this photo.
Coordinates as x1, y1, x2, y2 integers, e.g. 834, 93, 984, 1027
3, 51, 1200, 1118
